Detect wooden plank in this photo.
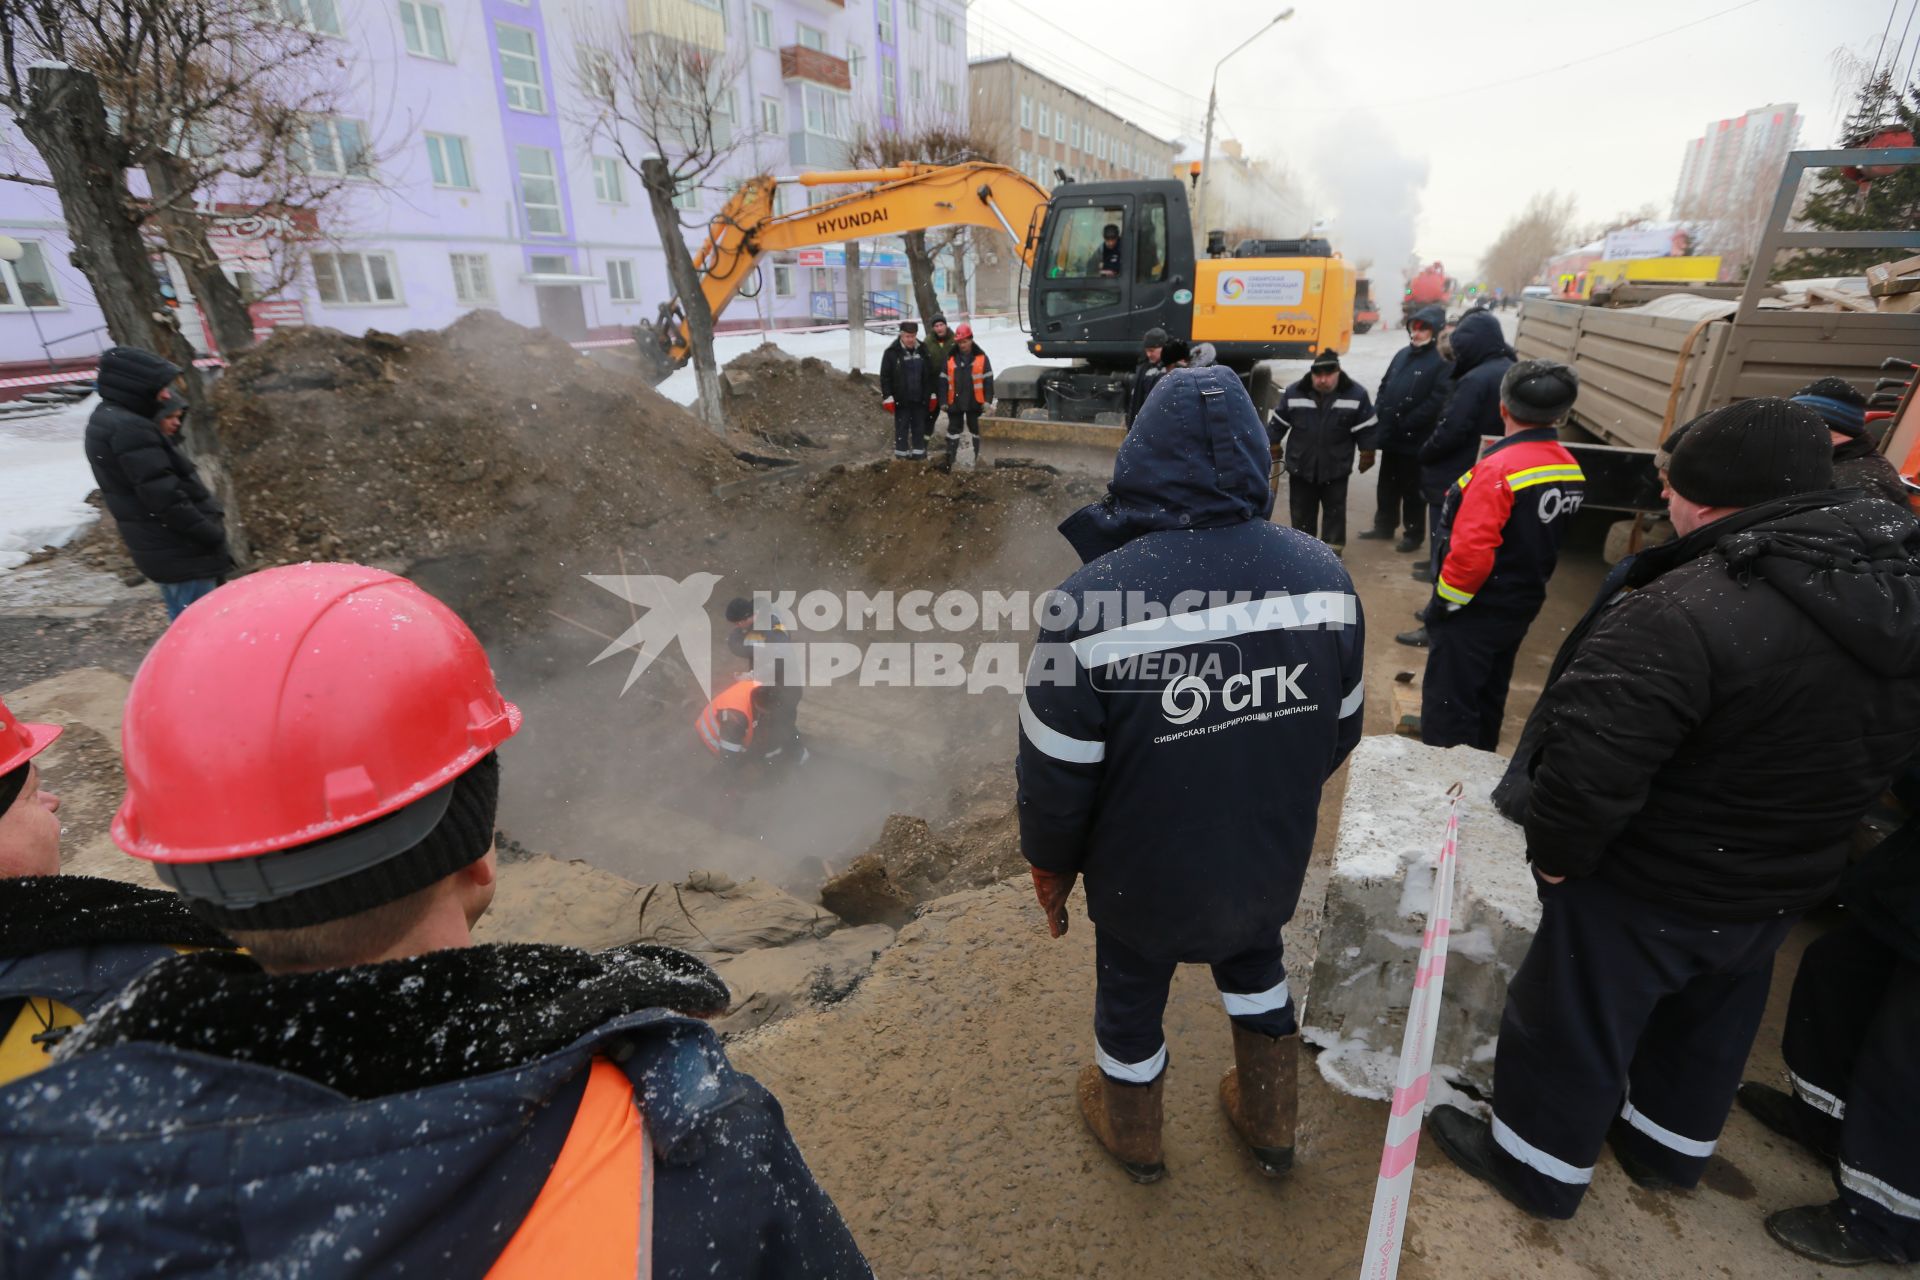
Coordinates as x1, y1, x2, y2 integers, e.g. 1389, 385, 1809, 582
1808, 286, 1878, 313
978, 415, 1122, 448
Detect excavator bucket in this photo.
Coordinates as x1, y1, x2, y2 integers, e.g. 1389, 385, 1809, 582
630, 317, 679, 387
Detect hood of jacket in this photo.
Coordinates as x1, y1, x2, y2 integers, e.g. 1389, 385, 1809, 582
95, 346, 182, 417
62, 940, 730, 1099
0, 875, 233, 960
1408, 303, 1448, 334
1713, 492, 1920, 678
1447, 309, 1513, 379
1059, 365, 1269, 562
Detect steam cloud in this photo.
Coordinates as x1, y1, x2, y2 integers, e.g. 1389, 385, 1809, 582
1311, 112, 1430, 328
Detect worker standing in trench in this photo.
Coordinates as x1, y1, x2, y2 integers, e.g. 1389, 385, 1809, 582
1016, 366, 1366, 1183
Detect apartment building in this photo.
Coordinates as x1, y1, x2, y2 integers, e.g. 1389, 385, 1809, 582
0, 0, 969, 372
966, 55, 1177, 311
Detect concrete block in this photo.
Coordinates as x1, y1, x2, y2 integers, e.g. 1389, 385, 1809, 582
1303, 735, 1538, 1101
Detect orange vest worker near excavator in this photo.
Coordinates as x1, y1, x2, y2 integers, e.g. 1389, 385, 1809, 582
0, 563, 871, 1279
696, 676, 807, 766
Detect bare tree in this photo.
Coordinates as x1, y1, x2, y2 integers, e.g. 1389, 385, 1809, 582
846, 119, 1002, 322
1477, 190, 1582, 298
570, 18, 749, 432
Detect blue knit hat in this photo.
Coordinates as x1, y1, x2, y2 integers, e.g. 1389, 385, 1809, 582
1792, 377, 1868, 440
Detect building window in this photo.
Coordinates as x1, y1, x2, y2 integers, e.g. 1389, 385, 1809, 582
751, 5, 773, 48
529, 253, 568, 273
935, 11, 953, 44
876, 0, 893, 42
606, 259, 638, 302
496, 23, 546, 114
907, 0, 921, 30
399, 0, 449, 59
937, 81, 956, 113
277, 0, 341, 35
0, 241, 60, 309
801, 83, 849, 138
1036, 102, 1048, 135
1055, 113, 1066, 143
1069, 120, 1080, 151
296, 116, 370, 177
589, 156, 623, 203
773, 264, 793, 297
450, 253, 493, 305
515, 145, 564, 234
848, 45, 864, 84
671, 184, 700, 211
881, 59, 897, 116
311, 251, 401, 305
1020, 94, 1032, 130
760, 96, 782, 135
910, 68, 924, 102
425, 133, 473, 188
797, 23, 827, 51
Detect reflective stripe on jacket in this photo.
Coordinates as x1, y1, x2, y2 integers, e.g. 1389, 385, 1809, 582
1433, 428, 1585, 613
695, 678, 761, 757
942, 349, 993, 408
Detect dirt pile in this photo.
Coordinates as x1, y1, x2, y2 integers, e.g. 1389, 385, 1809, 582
822, 798, 1023, 926
721, 343, 884, 453
213, 312, 746, 631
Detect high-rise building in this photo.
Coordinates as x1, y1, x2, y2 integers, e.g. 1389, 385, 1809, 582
966, 55, 1177, 312
1672, 103, 1802, 221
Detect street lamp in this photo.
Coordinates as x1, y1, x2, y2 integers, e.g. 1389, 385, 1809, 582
1195, 8, 1294, 248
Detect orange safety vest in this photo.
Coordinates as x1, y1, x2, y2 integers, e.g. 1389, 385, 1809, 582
694, 678, 760, 757
488, 1058, 652, 1278
944, 351, 988, 407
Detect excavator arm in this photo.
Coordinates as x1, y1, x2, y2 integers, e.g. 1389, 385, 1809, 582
640, 162, 1051, 377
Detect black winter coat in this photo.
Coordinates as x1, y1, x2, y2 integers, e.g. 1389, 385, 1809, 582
1268, 373, 1379, 484
1126, 358, 1166, 426
1417, 310, 1513, 502
1523, 491, 1920, 920
1373, 323, 1452, 455
878, 338, 933, 404
1017, 367, 1365, 964
1833, 435, 1911, 507
83, 347, 229, 583
1842, 815, 1920, 965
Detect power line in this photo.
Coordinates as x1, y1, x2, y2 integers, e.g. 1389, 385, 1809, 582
1891, 0, 1920, 87
1872, 0, 1902, 79
980, 0, 1210, 110
966, 14, 1200, 140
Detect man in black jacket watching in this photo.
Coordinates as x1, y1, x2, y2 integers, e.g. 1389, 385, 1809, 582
1414, 309, 1513, 585
1428, 398, 1920, 1222
1359, 304, 1450, 553
877, 321, 935, 461
83, 347, 230, 620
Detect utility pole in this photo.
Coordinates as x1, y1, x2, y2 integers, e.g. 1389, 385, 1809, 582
1195, 8, 1294, 244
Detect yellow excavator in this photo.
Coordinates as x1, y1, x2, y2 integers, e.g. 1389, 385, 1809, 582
639, 161, 1356, 422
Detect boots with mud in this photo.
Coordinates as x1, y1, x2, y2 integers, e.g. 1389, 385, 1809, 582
1076, 1063, 1167, 1184
1219, 1025, 1299, 1176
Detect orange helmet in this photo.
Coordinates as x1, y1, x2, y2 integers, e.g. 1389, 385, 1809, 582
114, 563, 520, 866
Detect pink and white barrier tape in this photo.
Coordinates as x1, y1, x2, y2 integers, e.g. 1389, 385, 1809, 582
1359, 781, 1463, 1280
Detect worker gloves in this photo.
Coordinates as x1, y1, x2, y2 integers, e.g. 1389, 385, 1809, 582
1359, 450, 1377, 473
1030, 866, 1076, 939
881, 396, 895, 412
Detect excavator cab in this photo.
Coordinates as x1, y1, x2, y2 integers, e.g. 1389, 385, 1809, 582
1028, 180, 1195, 364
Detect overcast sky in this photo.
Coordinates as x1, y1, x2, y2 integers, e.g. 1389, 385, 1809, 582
968, 0, 1907, 276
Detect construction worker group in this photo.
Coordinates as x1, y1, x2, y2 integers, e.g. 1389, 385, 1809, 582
3, 313, 1918, 1274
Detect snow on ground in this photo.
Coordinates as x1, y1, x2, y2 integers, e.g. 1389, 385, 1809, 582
653, 316, 1069, 406
0, 397, 99, 571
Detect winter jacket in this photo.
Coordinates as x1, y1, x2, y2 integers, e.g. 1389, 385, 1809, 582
1522, 491, 1920, 921
1372, 309, 1452, 455
1268, 373, 1379, 485
878, 338, 933, 405
1417, 310, 1514, 502
1833, 434, 1912, 508
922, 331, 957, 378
939, 346, 995, 410
1430, 426, 1585, 618
1126, 359, 1167, 426
0, 875, 234, 1086
0, 942, 872, 1279
1016, 366, 1366, 965
84, 347, 230, 584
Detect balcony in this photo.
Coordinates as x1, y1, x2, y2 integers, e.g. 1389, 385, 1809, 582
788, 130, 850, 167
780, 45, 850, 91
627, 0, 724, 50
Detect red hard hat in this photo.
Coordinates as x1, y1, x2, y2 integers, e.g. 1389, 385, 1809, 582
955, 323, 974, 340
114, 563, 521, 864
0, 695, 61, 778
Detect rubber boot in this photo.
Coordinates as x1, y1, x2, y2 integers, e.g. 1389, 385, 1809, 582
1737, 1082, 1840, 1164
1766, 1202, 1890, 1267
1357, 528, 1393, 541
1427, 1104, 1560, 1220
943, 434, 959, 467
1219, 1025, 1298, 1176
1394, 536, 1423, 554
1077, 1063, 1166, 1184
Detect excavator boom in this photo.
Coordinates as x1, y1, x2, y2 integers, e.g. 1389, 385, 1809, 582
642, 162, 1050, 376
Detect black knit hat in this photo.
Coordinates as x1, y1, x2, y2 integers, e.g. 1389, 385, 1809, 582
166, 753, 502, 931
1792, 376, 1869, 440
898, 320, 918, 334
1501, 359, 1579, 425
1310, 350, 1341, 372
1666, 398, 1833, 508
1142, 326, 1169, 349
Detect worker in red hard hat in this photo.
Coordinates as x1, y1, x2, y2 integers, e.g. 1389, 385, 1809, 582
937, 322, 994, 468
0, 563, 871, 1278
0, 693, 234, 1085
